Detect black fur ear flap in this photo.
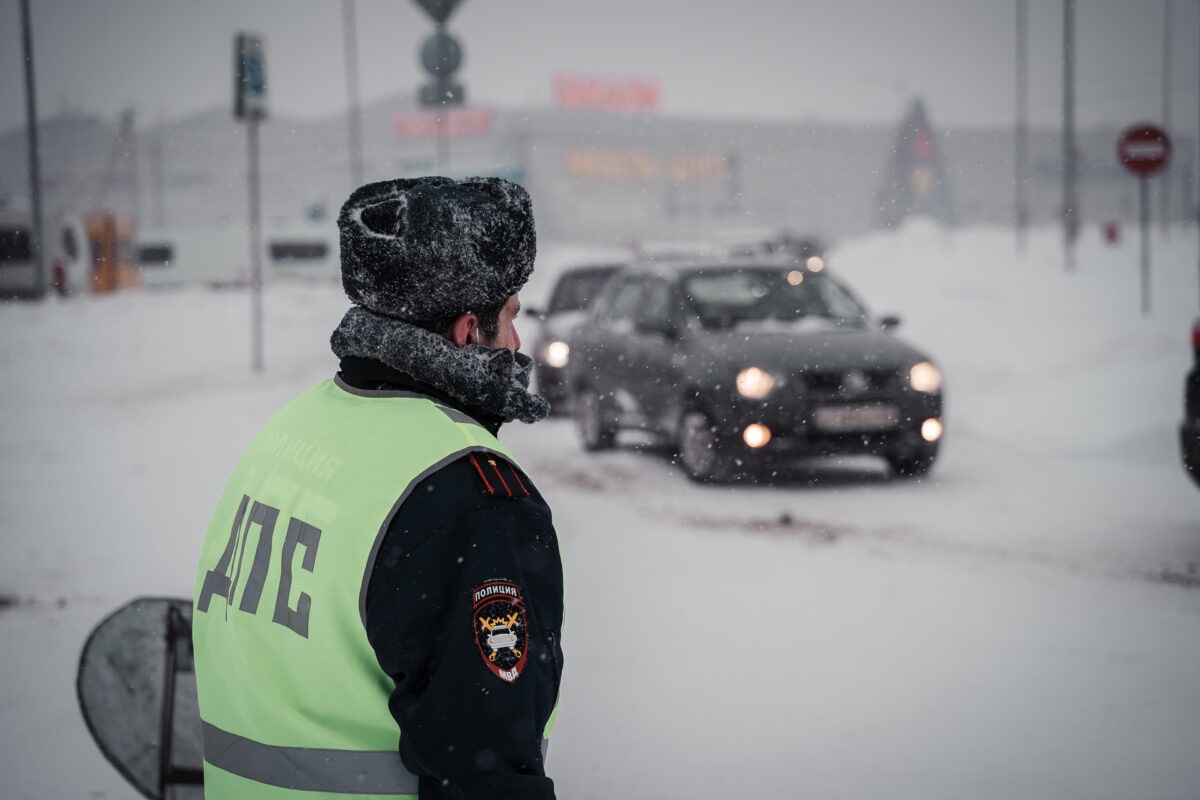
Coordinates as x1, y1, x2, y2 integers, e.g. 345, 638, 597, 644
359, 199, 406, 237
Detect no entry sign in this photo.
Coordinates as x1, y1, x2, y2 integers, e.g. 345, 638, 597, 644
1116, 122, 1173, 317
1116, 124, 1172, 177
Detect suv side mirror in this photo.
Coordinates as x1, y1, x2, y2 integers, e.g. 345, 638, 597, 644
879, 314, 901, 331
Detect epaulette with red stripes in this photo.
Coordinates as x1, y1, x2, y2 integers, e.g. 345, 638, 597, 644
467, 452, 531, 499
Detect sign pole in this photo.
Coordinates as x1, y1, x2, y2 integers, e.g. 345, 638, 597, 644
437, 109, 449, 174
435, 20, 450, 176
415, 0, 466, 172
1116, 123, 1172, 317
1139, 174, 1151, 316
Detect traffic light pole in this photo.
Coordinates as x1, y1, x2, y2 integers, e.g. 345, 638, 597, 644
247, 116, 264, 373
20, 0, 46, 299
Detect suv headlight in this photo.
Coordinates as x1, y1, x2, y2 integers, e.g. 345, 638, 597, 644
736, 366, 777, 399
541, 340, 570, 368
909, 361, 942, 394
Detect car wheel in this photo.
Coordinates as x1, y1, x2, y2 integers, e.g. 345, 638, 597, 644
677, 410, 733, 483
574, 387, 616, 451
887, 449, 937, 478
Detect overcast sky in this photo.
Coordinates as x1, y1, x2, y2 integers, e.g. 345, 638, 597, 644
0, 0, 1197, 135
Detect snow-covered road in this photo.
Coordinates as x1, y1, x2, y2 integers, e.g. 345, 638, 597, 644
1, 222, 1198, 799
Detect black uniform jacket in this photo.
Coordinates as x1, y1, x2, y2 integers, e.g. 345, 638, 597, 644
341, 357, 564, 800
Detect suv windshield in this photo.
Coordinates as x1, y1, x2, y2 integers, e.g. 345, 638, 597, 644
548, 266, 620, 313
682, 267, 868, 330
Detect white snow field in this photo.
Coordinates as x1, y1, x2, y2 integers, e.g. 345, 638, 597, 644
1, 221, 1198, 800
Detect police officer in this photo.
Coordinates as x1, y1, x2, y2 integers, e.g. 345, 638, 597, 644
193, 177, 563, 800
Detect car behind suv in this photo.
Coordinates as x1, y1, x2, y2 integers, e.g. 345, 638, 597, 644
1181, 317, 1200, 488
531, 262, 624, 408
566, 258, 944, 482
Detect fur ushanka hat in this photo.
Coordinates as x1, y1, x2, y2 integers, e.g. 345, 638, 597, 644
337, 176, 537, 323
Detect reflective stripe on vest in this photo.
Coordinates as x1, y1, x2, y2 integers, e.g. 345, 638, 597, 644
203, 721, 419, 795
203, 722, 552, 795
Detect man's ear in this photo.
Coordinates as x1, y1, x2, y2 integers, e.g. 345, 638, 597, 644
448, 313, 479, 348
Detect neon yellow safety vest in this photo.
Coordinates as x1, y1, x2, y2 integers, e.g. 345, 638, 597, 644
192, 378, 531, 799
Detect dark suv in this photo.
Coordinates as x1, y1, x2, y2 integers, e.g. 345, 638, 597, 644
1181, 317, 1200, 488
566, 258, 944, 482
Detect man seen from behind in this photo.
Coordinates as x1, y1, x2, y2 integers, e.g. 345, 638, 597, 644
192, 176, 564, 800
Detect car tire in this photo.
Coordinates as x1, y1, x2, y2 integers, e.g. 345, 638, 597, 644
677, 410, 734, 483
887, 448, 937, 478
575, 387, 617, 451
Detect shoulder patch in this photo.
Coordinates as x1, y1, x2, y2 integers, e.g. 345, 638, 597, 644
472, 579, 529, 683
467, 453, 530, 498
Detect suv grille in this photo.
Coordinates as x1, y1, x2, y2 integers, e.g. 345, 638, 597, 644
794, 369, 902, 397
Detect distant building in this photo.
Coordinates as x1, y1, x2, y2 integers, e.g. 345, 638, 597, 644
0, 96, 1193, 249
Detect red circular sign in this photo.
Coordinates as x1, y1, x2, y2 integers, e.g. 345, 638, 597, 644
1116, 124, 1172, 176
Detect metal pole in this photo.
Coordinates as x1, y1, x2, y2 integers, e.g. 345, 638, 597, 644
150, 118, 166, 229
1062, 0, 1078, 271
128, 110, 141, 227
343, 0, 364, 188
434, 20, 450, 175
1161, 0, 1172, 234
19, 0, 46, 299
1140, 175, 1151, 315
437, 109, 449, 174
248, 117, 264, 373
1016, 0, 1029, 254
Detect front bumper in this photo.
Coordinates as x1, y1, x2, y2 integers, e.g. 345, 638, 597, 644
706, 391, 943, 461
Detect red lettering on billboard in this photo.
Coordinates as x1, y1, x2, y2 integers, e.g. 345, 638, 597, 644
553, 73, 660, 113
392, 108, 493, 140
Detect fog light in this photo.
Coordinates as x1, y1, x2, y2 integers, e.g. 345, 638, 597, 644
921, 418, 943, 442
743, 423, 772, 448
543, 340, 570, 368
806, 256, 825, 272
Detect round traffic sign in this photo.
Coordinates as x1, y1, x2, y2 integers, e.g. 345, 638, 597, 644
1116, 123, 1172, 177
421, 31, 462, 77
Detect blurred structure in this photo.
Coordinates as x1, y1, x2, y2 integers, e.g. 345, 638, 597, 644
0, 96, 1194, 249
874, 99, 954, 229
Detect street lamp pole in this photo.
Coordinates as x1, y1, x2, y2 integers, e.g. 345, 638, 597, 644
1062, 0, 1079, 271
1015, 0, 1029, 254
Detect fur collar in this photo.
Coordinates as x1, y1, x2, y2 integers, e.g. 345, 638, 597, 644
330, 306, 550, 424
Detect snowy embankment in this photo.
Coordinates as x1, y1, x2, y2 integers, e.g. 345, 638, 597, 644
1, 221, 1198, 800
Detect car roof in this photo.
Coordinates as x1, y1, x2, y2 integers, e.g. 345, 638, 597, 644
619, 253, 812, 280
556, 262, 625, 277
